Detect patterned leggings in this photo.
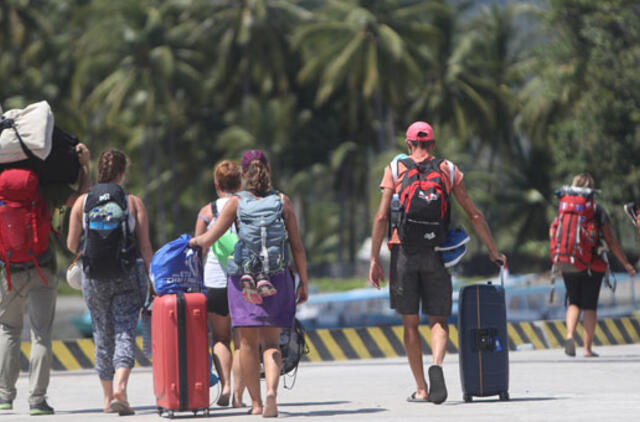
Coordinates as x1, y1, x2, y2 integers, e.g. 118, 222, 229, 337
82, 261, 147, 380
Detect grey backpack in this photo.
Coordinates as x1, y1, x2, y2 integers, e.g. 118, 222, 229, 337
230, 190, 288, 275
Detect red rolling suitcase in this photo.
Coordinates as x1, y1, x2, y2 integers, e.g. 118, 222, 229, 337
152, 292, 210, 417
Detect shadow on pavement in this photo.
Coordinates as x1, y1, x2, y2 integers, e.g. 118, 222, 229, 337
279, 401, 350, 407
448, 397, 560, 406
60, 405, 158, 414
283, 408, 387, 417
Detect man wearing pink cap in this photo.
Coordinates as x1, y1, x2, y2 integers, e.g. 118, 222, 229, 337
369, 121, 505, 404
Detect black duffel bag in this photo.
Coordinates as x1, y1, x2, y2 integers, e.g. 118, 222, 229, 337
0, 126, 80, 185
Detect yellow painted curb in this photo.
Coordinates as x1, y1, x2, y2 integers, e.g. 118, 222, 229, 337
20, 317, 640, 371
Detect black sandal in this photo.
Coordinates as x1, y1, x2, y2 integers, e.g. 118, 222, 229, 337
427, 365, 448, 405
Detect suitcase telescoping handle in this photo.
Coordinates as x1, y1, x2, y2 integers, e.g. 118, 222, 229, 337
494, 259, 506, 290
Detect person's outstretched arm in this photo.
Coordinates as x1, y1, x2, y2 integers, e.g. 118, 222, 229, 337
453, 181, 506, 265
190, 197, 238, 250
601, 224, 636, 277
368, 188, 393, 289
283, 196, 309, 305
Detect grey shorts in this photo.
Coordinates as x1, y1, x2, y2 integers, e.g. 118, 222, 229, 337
389, 244, 452, 316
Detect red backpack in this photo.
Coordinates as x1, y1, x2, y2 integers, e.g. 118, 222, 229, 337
549, 187, 599, 272
398, 158, 450, 247
0, 168, 51, 290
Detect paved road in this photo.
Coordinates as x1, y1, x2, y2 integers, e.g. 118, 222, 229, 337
3, 344, 640, 421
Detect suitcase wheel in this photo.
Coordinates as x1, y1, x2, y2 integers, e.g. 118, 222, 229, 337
463, 394, 473, 403
499, 392, 510, 401
156, 407, 163, 416
193, 410, 198, 416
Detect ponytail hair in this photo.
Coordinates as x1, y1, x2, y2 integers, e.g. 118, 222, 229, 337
97, 149, 128, 183
244, 160, 271, 195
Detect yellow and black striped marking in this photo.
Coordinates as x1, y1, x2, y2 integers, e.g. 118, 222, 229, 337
20, 317, 640, 371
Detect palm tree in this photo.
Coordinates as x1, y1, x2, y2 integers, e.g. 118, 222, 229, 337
72, 0, 203, 242
293, 0, 441, 150
0, 0, 52, 104
405, 1, 494, 145
292, 0, 442, 269
194, 0, 312, 118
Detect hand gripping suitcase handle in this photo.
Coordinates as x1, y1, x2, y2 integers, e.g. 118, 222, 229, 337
497, 262, 507, 290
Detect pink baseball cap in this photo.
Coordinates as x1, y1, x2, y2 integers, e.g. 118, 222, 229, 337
241, 149, 268, 171
406, 121, 434, 142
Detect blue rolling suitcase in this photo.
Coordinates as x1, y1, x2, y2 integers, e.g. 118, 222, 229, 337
458, 267, 509, 402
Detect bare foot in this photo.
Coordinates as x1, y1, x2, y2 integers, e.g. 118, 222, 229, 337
217, 392, 230, 407
233, 396, 246, 408
262, 394, 277, 418
104, 396, 113, 413
248, 404, 263, 415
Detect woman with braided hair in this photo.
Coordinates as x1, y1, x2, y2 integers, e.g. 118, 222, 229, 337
67, 149, 153, 415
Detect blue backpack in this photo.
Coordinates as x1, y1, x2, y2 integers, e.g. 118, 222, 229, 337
150, 234, 203, 295
227, 191, 289, 276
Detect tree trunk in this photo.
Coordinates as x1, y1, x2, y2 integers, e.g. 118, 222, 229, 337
142, 127, 150, 203
375, 90, 386, 151
154, 124, 166, 244
168, 125, 179, 231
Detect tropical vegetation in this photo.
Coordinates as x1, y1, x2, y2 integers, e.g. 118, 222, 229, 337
1, 0, 639, 276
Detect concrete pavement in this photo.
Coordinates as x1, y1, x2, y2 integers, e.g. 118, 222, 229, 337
3, 344, 640, 421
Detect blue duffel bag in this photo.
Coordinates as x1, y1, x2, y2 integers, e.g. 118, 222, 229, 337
150, 234, 203, 296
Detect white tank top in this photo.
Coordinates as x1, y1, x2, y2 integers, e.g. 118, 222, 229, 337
203, 197, 236, 289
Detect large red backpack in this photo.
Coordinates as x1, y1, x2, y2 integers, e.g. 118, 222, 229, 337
398, 158, 450, 247
549, 187, 599, 272
0, 168, 50, 290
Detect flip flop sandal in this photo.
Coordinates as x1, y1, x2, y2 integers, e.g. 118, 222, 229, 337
257, 280, 278, 297
427, 365, 448, 405
242, 287, 263, 304
564, 338, 576, 357
240, 275, 263, 304
109, 398, 135, 416
406, 392, 429, 403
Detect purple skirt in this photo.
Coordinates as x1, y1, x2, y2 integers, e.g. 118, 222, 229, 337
228, 270, 296, 328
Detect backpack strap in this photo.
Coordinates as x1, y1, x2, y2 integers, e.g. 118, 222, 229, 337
444, 160, 455, 192
391, 161, 400, 184
399, 157, 417, 172
211, 201, 218, 218
0, 234, 12, 291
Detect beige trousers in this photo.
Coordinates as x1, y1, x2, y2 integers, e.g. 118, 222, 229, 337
0, 266, 56, 405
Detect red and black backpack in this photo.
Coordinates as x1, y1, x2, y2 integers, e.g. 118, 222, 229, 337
0, 168, 51, 290
398, 158, 450, 248
549, 187, 601, 272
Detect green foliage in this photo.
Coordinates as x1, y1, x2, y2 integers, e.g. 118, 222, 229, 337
310, 277, 370, 292
2, 0, 639, 276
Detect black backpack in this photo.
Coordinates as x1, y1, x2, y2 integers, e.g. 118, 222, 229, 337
261, 318, 308, 389
0, 126, 80, 185
82, 184, 137, 280
398, 158, 451, 248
